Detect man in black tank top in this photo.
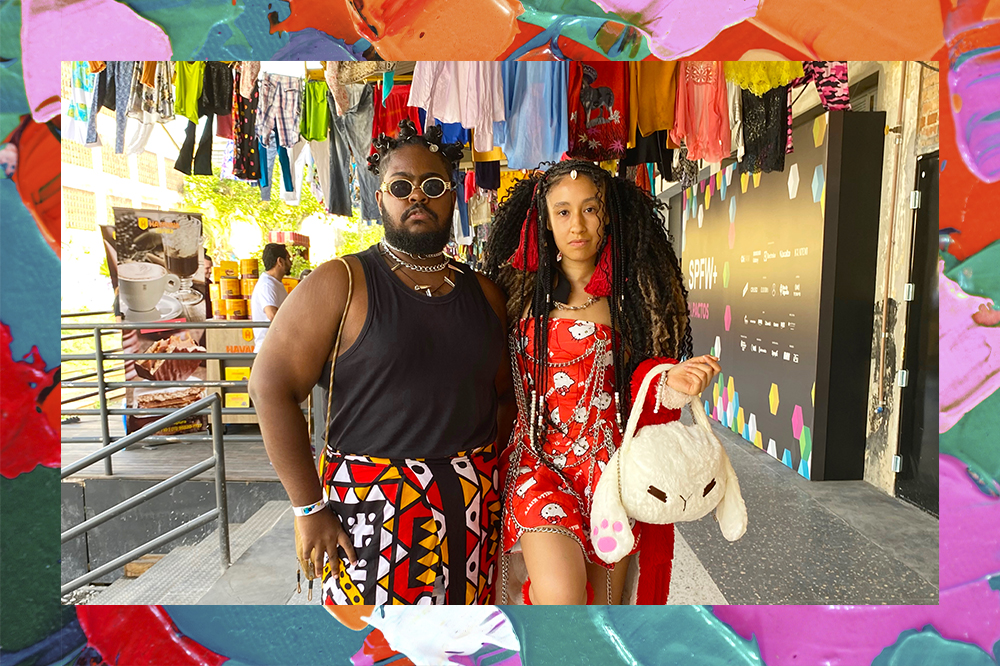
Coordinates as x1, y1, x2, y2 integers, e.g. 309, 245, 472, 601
249, 120, 515, 606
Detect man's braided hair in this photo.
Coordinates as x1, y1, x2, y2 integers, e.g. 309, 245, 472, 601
366, 119, 466, 181
482, 159, 692, 453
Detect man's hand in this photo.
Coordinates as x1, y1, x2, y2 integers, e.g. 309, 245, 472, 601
665, 354, 721, 396
296, 507, 357, 580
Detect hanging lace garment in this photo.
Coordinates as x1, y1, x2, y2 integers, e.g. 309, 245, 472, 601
724, 61, 804, 97
676, 145, 700, 188
740, 85, 789, 174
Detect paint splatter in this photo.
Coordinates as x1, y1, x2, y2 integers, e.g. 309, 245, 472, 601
0, 323, 58, 479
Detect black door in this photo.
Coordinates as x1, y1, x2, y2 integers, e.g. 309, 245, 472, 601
895, 152, 938, 515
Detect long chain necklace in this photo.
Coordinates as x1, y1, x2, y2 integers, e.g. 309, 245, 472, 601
380, 238, 444, 260
553, 295, 600, 311
379, 242, 452, 273
380, 243, 457, 297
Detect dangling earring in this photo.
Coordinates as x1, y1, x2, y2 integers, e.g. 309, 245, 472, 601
556, 251, 563, 262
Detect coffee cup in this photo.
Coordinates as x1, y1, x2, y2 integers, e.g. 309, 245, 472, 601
118, 262, 179, 312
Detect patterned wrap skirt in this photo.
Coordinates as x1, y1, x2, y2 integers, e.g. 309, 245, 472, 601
320, 443, 501, 605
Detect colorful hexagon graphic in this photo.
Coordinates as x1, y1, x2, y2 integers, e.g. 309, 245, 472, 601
705, 185, 711, 210
799, 425, 812, 462
729, 196, 736, 224
724, 305, 732, 331
726, 376, 735, 403
728, 222, 736, 249
754, 431, 763, 449
813, 113, 828, 147
769, 383, 779, 415
713, 380, 720, 405
767, 438, 777, 458
726, 164, 734, 187
787, 163, 800, 199
748, 413, 757, 442
792, 404, 804, 439
727, 399, 736, 428
740, 171, 750, 193
820, 182, 826, 217
720, 172, 728, 200
752, 172, 761, 188
714, 335, 721, 359
705, 400, 711, 417
737, 407, 745, 434
811, 382, 815, 406
716, 171, 723, 191
781, 448, 793, 468
699, 179, 705, 193
798, 458, 810, 479
698, 203, 704, 228
812, 165, 825, 203
723, 261, 730, 288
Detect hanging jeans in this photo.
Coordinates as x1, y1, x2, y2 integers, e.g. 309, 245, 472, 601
86, 60, 134, 153
259, 130, 294, 201
329, 84, 379, 221
326, 91, 353, 216
174, 115, 215, 176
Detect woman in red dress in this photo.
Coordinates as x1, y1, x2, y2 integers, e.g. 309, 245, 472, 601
483, 160, 720, 605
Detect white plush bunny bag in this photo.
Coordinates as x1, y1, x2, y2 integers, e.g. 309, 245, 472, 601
591, 362, 748, 564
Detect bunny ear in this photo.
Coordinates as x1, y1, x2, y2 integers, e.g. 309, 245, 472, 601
715, 448, 748, 541
590, 449, 635, 564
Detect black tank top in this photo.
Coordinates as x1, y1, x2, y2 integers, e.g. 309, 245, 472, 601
320, 244, 504, 458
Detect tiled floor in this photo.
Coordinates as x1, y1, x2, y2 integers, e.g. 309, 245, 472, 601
675, 410, 939, 605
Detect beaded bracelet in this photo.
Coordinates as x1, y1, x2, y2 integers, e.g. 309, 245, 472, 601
292, 498, 328, 517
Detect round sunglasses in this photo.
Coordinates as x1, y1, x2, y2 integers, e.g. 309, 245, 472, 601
380, 177, 453, 199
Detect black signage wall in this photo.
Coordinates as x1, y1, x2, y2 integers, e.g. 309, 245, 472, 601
677, 110, 885, 481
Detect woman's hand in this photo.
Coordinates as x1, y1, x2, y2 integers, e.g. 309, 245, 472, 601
665, 354, 721, 396
296, 507, 357, 579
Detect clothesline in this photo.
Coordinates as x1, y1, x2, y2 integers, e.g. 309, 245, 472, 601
65, 59, 853, 262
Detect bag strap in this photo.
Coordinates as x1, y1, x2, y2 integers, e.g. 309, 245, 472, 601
321, 256, 354, 456
620, 363, 713, 458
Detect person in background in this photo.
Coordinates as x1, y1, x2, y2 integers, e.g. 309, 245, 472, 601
203, 253, 214, 318
250, 243, 291, 352
299, 268, 313, 280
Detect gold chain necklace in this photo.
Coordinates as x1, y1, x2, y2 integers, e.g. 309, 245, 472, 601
553, 295, 600, 311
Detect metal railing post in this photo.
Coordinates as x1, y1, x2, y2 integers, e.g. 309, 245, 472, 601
211, 397, 230, 568
93, 327, 113, 476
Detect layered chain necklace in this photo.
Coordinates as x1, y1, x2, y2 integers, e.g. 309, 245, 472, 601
379, 241, 460, 297
553, 295, 600, 311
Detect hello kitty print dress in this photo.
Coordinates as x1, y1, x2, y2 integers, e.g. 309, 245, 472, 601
501, 317, 640, 568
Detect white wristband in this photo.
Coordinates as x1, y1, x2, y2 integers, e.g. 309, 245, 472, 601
292, 498, 328, 516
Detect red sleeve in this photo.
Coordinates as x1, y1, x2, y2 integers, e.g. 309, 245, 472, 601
630, 357, 681, 428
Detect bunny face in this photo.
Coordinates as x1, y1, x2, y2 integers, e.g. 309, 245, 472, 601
620, 421, 725, 524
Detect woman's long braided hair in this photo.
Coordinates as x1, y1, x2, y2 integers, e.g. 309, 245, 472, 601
482, 160, 692, 463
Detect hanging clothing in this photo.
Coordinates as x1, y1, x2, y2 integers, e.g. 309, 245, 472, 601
257, 73, 303, 149
740, 85, 789, 174
258, 130, 294, 201
174, 116, 215, 176
280, 140, 311, 206
175, 61, 206, 123
620, 130, 673, 183
417, 108, 470, 145
675, 145, 700, 189
239, 61, 260, 99
469, 191, 493, 227
500, 61, 569, 170
727, 80, 745, 163
326, 91, 353, 217
567, 62, 629, 161
786, 61, 851, 153
498, 170, 527, 202
332, 84, 380, 220
629, 61, 679, 146
408, 61, 505, 153
670, 61, 730, 164
475, 161, 501, 191
723, 61, 804, 97
125, 61, 175, 155
372, 82, 422, 143
232, 69, 261, 181
300, 79, 330, 142
64, 62, 95, 145
308, 138, 331, 207
85, 60, 135, 153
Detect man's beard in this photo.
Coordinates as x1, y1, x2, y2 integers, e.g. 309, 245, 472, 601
381, 203, 453, 256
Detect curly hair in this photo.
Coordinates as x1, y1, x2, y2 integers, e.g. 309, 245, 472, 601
366, 119, 466, 181
482, 160, 692, 456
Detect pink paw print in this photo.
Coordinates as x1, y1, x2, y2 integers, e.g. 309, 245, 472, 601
593, 518, 626, 554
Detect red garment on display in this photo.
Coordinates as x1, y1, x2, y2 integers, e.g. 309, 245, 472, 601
567, 62, 629, 161
371, 83, 422, 152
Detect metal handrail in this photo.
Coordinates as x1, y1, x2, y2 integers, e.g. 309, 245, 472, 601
60, 393, 230, 595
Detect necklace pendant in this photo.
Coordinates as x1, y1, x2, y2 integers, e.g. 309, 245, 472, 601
443, 275, 455, 288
